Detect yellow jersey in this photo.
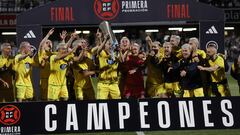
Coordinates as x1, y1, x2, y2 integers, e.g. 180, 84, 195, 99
48, 54, 73, 86
98, 50, 118, 81
146, 48, 164, 84
0, 55, 14, 69
38, 50, 52, 79
196, 49, 206, 59
73, 52, 94, 88
208, 55, 226, 83
177, 49, 206, 59
13, 54, 34, 86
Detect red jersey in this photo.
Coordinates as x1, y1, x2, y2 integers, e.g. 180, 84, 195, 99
124, 55, 145, 98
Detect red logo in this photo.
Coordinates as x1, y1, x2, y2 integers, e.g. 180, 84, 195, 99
94, 0, 120, 20
0, 105, 21, 125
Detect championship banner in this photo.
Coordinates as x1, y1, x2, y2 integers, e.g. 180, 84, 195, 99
200, 21, 225, 53
0, 97, 239, 134
17, 0, 224, 26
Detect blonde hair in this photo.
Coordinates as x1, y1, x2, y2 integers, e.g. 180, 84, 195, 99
163, 42, 171, 47
56, 43, 67, 51
171, 35, 181, 42
189, 37, 199, 48
120, 37, 130, 43
0, 42, 11, 51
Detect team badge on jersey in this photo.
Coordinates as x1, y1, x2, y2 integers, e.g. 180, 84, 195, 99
60, 64, 67, 70
25, 62, 30, 69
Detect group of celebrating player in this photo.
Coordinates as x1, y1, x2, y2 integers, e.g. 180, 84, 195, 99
0, 28, 232, 102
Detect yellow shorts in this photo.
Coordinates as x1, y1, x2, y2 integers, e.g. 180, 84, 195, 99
146, 83, 165, 97
48, 84, 68, 100
16, 85, 33, 99
217, 84, 226, 97
40, 78, 48, 100
183, 87, 204, 98
164, 82, 180, 96
97, 82, 121, 100
74, 85, 95, 100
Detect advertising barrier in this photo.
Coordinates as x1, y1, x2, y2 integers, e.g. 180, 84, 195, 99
0, 97, 238, 134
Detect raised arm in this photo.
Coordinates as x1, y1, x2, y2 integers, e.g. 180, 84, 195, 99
39, 28, 54, 50
145, 35, 153, 51
66, 29, 78, 48
92, 29, 102, 55
18, 53, 30, 62
59, 30, 67, 43
54, 45, 78, 62
97, 34, 109, 55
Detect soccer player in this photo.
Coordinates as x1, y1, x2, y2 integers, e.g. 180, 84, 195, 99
188, 37, 210, 97
123, 42, 145, 99
72, 38, 96, 100
118, 37, 131, 98
198, 43, 228, 97
145, 36, 165, 98
170, 35, 181, 55
96, 35, 121, 100
38, 28, 54, 101
0, 43, 15, 102
14, 41, 37, 102
175, 44, 204, 97
48, 41, 78, 101
159, 42, 180, 98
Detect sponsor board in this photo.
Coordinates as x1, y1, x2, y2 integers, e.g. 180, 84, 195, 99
0, 97, 239, 134
0, 105, 21, 135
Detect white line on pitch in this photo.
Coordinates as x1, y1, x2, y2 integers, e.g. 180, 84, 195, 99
136, 131, 145, 135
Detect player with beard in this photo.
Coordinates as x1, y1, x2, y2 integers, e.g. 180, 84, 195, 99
198, 43, 228, 97
72, 38, 96, 100
145, 36, 165, 98
122, 42, 145, 99
0, 43, 14, 102
159, 42, 180, 98
174, 44, 204, 97
118, 37, 131, 98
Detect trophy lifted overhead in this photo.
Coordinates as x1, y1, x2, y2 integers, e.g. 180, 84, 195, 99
99, 21, 119, 64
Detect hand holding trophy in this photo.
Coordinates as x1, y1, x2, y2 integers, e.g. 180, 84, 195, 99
99, 21, 118, 65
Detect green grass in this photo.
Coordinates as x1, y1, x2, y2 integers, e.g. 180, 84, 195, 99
145, 129, 240, 135
228, 75, 239, 96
